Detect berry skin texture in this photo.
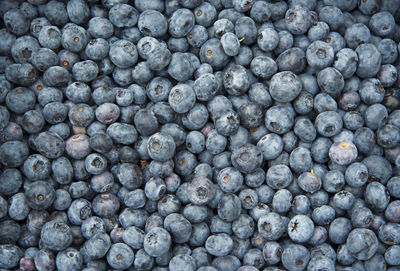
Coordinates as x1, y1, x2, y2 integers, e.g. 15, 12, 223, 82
288, 215, 315, 243
329, 141, 358, 165
0, 1, 400, 270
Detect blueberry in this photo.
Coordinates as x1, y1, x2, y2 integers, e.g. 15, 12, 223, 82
239, 189, 259, 211
137, 9, 167, 37
315, 111, 343, 137
243, 248, 264, 269
52, 157, 73, 185
265, 105, 295, 135
108, 40, 138, 69
29, 17, 50, 38
306, 40, 334, 69
168, 83, 196, 113
147, 43, 172, 72
277, 47, 307, 74
217, 193, 241, 222
187, 176, 216, 205
385, 200, 400, 223
8, 192, 30, 222
308, 21, 329, 41
211, 255, 241, 271
53, 189, 72, 211
230, 143, 262, 173
169, 254, 196, 271
106, 243, 134, 270
294, 117, 316, 143
388, 176, 400, 199
134, 108, 159, 137
369, 11, 395, 37
377, 124, 400, 148
22, 154, 51, 181
24, 181, 55, 212
157, 193, 181, 217
205, 233, 233, 257
169, 8, 195, 38
148, 159, 174, 178
143, 227, 171, 257
307, 224, 328, 246
235, 16, 257, 46
55, 248, 83, 271
377, 64, 398, 88
291, 194, 310, 215
67, 198, 92, 226
220, 32, 239, 56
289, 146, 312, 174
82, 232, 111, 261
378, 38, 398, 64
363, 155, 392, 184
117, 226, 143, 251
272, 189, 292, 214
298, 172, 321, 193
58, 49, 80, 71
265, 165, 292, 190
147, 132, 176, 162
11, 36, 39, 65
42, 101, 68, 125
65, 134, 91, 160
0, 244, 23, 269
167, 52, 195, 82
269, 71, 302, 102
200, 38, 230, 69
43, 66, 71, 87
146, 77, 172, 103
250, 55, 278, 80
242, 168, 264, 189
250, 1, 271, 23
107, 122, 138, 145
321, 170, 344, 193
182, 103, 209, 130
60, 23, 88, 53
87, 16, 114, 39
38, 87, 63, 107
37, 26, 61, 50
3, 9, 30, 36
213, 18, 234, 38
40, 220, 72, 251
183, 204, 208, 224
355, 43, 381, 79
281, 244, 310, 271
133, 248, 154, 270
66, 0, 90, 25
84, 153, 108, 175
143, 176, 166, 201
84, 38, 109, 61
92, 193, 120, 218
384, 245, 400, 266
288, 214, 315, 243
34, 249, 56, 271
346, 228, 378, 260
194, 2, 217, 27
258, 213, 285, 241
0, 140, 29, 168
328, 141, 358, 166
168, 37, 189, 53
262, 241, 282, 265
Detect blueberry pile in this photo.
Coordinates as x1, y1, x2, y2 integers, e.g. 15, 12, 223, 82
1, 0, 400, 270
